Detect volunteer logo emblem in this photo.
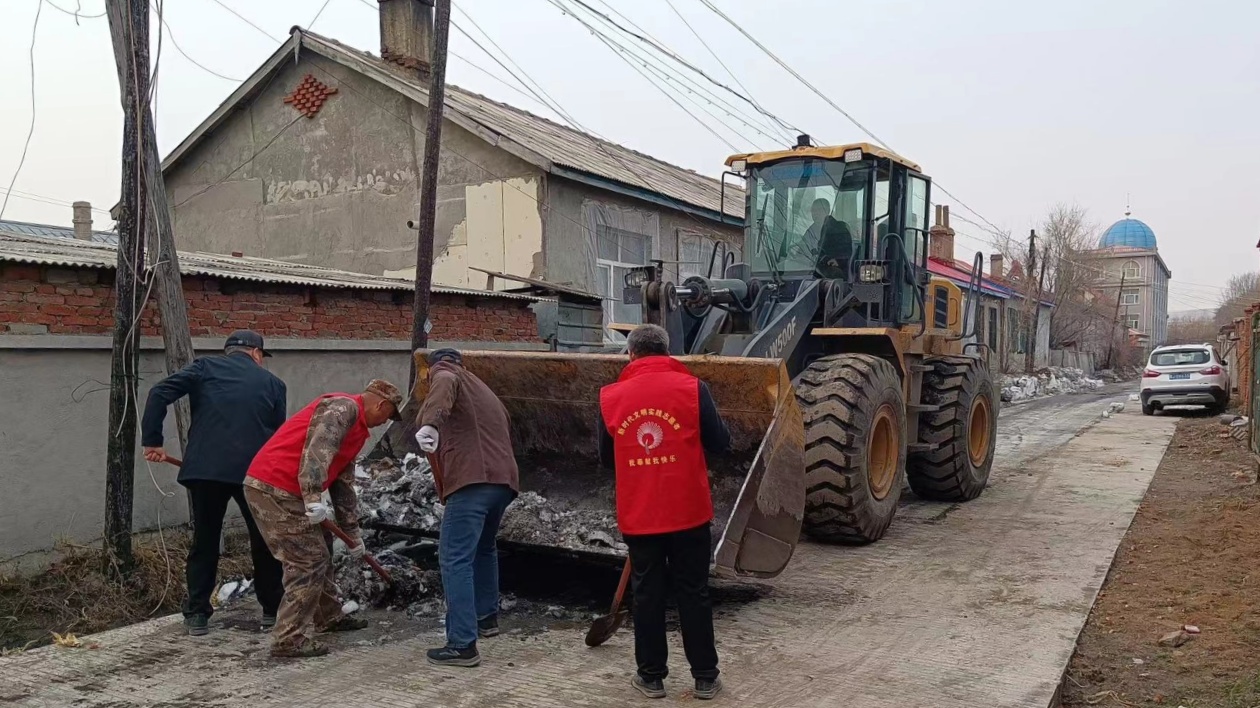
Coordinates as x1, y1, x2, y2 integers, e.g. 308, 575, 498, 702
636, 421, 664, 456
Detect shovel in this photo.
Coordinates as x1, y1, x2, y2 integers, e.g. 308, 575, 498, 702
584, 557, 633, 647
162, 455, 392, 584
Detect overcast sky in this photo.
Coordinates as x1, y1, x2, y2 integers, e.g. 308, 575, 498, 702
0, 0, 1255, 311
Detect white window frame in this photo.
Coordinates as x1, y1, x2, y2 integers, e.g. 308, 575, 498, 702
1124, 314, 1141, 330
595, 225, 656, 335
1120, 289, 1140, 306
1122, 260, 1141, 279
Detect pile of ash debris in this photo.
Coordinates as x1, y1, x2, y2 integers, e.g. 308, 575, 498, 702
331, 453, 623, 619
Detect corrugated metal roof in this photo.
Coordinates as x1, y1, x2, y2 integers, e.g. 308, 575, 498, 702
0, 231, 547, 302
301, 32, 745, 220
0, 218, 119, 245
159, 29, 745, 223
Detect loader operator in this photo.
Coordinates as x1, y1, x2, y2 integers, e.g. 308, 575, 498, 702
243, 379, 402, 658
807, 197, 853, 279
139, 329, 287, 637
597, 323, 731, 701
413, 348, 520, 669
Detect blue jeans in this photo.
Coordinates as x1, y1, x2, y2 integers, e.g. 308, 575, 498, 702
439, 483, 515, 649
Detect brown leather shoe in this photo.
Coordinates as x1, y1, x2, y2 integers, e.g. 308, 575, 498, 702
269, 640, 330, 658
319, 615, 369, 633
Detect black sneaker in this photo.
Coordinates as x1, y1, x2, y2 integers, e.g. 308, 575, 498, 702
261, 613, 277, 630
632, 675, 666, 699
426, 644, 481, 667
477, 615, 500, 638
184, 614, 209, 637
694, 677, 722, 700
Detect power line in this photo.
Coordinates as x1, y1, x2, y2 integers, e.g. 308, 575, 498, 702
695, 0, 1013, 243
0, 187, 113, 214
43, 0, 104, 20
205, 0, 280, 42
575, 0, 796, 143
157, 9, 242, 81
554, 0, 781, 148
661, 0, 796, 140
309, 0, 333, 31
1, 1, 45, 221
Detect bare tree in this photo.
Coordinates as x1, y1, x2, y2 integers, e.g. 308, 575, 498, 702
1167, 313, 1219, 346
1214, 272, 1260, 327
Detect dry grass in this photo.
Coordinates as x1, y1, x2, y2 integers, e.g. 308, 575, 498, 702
0, 531, 253, 651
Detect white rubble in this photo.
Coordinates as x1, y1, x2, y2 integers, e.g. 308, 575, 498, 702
1000, 367, 1105, 403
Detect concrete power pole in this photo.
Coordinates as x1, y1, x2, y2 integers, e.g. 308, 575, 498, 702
1023, 230, 1037, 374
409, 0, 452, 390
103, 0, 152, 576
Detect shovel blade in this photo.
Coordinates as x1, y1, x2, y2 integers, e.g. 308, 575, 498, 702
584, 609, 629, 647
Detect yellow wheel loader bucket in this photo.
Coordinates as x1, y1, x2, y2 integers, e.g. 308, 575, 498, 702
413, 350, 806, 578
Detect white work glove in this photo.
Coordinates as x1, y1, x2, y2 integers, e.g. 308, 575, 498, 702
345, 534, 366, 560
304, 502, 331, 525
415, 425, 439, 453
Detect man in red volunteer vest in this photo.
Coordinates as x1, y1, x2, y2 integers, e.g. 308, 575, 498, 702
244, 379, 402, 658
598, 324, 731, 701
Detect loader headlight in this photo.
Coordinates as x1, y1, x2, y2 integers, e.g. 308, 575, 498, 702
624, 267, 650, 288
858, 264, 886, 283
843, 148, 864, 163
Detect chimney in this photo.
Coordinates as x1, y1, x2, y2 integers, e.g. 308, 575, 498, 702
72, 201, 93, 241
379, 0, 434, 78
928, 204, 955, 263
990, 253, 1004, 279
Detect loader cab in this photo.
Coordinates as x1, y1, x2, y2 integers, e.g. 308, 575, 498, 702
728, 141, 931, 328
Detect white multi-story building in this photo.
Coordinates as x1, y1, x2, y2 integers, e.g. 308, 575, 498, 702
1086, 212, 1171, 348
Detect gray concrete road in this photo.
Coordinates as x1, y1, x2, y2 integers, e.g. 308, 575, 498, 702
0, 386, 1175, 708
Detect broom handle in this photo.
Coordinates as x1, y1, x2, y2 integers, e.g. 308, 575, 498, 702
163, 456, 392, 584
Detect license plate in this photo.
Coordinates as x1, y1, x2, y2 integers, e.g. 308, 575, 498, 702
1170, 372, 1191, 380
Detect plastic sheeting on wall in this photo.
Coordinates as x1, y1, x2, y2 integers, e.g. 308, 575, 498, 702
581, 199, 660, 332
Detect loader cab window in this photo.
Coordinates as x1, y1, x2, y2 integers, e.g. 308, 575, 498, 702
748, 158, 867, 280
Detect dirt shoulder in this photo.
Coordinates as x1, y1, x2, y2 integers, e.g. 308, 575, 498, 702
1062, 413, 1260, 707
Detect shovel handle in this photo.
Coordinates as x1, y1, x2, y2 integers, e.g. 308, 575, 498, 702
162, 456, 392, 584
610, 557, 632, 615
321, 520, 392, 584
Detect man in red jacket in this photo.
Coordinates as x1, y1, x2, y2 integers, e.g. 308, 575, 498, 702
598, 324, 731, 700
244, 379, 402, 658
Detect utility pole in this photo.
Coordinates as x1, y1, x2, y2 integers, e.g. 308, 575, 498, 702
103, 0, 151, 576
1028, 243, 1049, 374
106, 0, 196, 490
1023, 229, 1037, 374
1106, 271, 1128, 369
409, 0, 452, 390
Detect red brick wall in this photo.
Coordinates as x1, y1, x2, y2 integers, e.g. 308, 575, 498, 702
0, 263, 540, 342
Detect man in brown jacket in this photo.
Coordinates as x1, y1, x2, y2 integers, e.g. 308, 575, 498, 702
415, 348, 519, 667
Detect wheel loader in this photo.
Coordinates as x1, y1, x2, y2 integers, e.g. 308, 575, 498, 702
409, 138, 998, 580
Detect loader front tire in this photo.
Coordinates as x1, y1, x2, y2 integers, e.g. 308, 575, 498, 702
906, 356, 998, 501
796, 354, 906, 544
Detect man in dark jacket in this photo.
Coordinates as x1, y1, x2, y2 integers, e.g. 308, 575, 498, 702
597, 323, 731, 701
140, 330, 287, 636
414, 348, 519, 668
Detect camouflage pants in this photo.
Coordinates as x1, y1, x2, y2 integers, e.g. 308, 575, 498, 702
244, 484, 343, 650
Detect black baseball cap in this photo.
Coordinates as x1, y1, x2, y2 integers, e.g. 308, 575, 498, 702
224, 329, 272, 357
427, 348, 462, 366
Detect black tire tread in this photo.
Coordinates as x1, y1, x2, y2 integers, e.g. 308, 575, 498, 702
906, 355, 997, 501
796, 354, 906, 544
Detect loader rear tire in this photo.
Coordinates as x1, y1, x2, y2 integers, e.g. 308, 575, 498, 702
796, 354, 906, 544
906, 356, 997, 502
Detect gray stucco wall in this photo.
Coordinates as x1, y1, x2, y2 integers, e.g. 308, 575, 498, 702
0, 336, 544, 568
165, 53, 544, 277
543, 176, 742, 292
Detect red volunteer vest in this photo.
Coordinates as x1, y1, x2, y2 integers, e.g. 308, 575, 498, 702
247, 394, 370, 497
599, 356, 712, 535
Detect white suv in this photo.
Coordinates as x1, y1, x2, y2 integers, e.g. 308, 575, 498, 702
1140, 343, 1231, 415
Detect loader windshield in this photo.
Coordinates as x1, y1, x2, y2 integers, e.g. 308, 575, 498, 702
749, 158, 868, 279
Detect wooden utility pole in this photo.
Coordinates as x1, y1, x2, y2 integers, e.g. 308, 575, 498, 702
409, 0, 452, 390
103, 0, 152, 576
105, 0, 196, 460
1023, 230, 1037, 374
1106, 271, 1128, 368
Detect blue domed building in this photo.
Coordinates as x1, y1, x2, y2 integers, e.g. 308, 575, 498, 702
1089, 211, 1171, 347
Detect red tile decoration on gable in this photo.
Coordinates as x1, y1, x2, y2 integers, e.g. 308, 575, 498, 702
283, 74, 338, 118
